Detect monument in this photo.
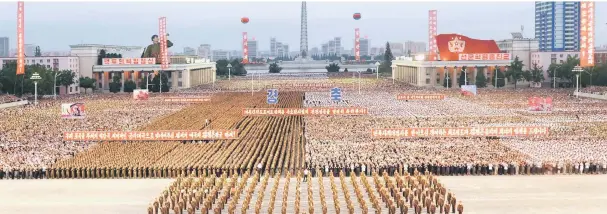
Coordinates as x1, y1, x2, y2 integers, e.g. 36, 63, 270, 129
295, 1, 312, 62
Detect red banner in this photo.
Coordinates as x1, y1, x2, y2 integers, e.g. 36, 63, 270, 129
242, 32, 249, 64
435, 34, 501, 61
458, 53, 511, 61
102, 58, 156, 65
396, 94, 445, 100
164, 98, 210, 103
63, 130, 239, 141
428, 10, 437, 61
159, 17, 168, 69
16, 1, 24, 75
242, 108, 368, 116
355, 28, 360, 61
372, 126, 549, 138
580, 2, 595, 67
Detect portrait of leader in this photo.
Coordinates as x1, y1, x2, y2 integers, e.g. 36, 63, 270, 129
142, 34, 174, 63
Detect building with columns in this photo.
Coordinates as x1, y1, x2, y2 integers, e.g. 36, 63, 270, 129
392, 34, 513, 88
92, 57, 216, 92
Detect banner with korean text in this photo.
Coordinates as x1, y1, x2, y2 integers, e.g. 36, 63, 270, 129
396, 94, 445, 100
63, 130, 239, 141
371, 126, 549, 138
242, 107, 368, 116
580, 2, 595, 67
16, 1, 24, 75
164, 98, 210, 103
102, 58, 156, 65
159, 17, 168, 69
61, 103, 86, 119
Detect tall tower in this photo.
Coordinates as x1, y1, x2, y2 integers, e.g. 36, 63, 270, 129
300, 1, 308, 58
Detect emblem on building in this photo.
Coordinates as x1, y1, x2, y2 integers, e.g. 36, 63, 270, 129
448, 37, 466, 53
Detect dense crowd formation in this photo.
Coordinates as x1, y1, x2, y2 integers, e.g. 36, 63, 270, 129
147, 169, 462, 214
0, 94, 22, 104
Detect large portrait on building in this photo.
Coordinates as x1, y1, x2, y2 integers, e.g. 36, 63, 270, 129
435, 34, 501, 61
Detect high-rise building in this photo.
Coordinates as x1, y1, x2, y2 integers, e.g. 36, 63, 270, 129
25, 44, 36, 57
334, 37, 341, 55
389, 42, 404, 56
270, 37, 277, 57
197, 44, 211, 59
321, 44, 329, 55
0, 37, 8, 57
282, 44, 289, 57
370, 47, 379, 56
321, 37, 342, 56
310, 47, 319, 56
183, 47, 196, 56
247, 40, 258, 58
404, 41, 427, 56
212, 50, 231, 61
535, 1, 580, 52
359, 38, 370, 56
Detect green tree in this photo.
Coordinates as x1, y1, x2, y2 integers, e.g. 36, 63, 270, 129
123, 80, 137, 92
505, 56, 525, 89
0, 62, 55, 96
526, 63, 545, 83
79, 77, 96, 94
491, 68, 506, 88
97, 49, 107, 65
380, 42, 394, 73
109, 75, 121, 93
268, 63, 282, 73
56, 70, 76, 93
475, 68, 487, 88
325, 63, 340, 72
34, 46, 42, 57
150, 72, 169, 92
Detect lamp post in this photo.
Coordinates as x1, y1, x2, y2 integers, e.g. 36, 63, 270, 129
444, 66, 450, 88
553, 68, 556, 88
53, 72, 60, 100
494, 65, 499, 89
31, 72, 41, 105
374, 61, 380, 79
463, 66, 468, 86
227, 64, 232, 81
573, 65, 583, 98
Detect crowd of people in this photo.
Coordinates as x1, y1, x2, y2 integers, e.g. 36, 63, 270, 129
0, 94, 22, 104
0, 93, 190, 178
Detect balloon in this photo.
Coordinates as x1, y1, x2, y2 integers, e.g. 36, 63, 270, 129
241, 17, 249, 24
353, 13, 361, 20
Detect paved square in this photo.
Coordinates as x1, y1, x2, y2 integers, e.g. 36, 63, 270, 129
0, 179, 173, 214
439, 175, 607, 214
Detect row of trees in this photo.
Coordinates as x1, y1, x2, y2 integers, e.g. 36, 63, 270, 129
215, 59, 247, 77
0, 62, 80, 97
96, 49, 123, 65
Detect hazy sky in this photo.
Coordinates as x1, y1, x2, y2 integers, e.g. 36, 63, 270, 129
0, 1, 606, 52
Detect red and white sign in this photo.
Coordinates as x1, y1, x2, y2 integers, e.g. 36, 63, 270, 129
159, 17, 168, 69
355, 28, 360, 61
16, 1, 24, 75
102, 58, 156, 65
164, 98, 211, 103
371, 126, 549, 138
580, 2, 595, 67
242, 108, 369, 116
396, 94, 445, 100
63, 130, 239, 141
458, 53, 511, 61
242, 32, 249, 64
428, 10, 438, 61
133, 89, 149, 100
61, 103, 86, 119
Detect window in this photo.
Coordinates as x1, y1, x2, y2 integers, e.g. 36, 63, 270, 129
560, 60, 564, 63
69, 87, 72, 93
46, 65, 50, 68
39, 59, 43, 63
76, 87, 79, 92
559, 54, 563, 58
178, 81, 182, 87
426, 79, 431, 84
47, 59, 50, 63
178, 72, 182, 78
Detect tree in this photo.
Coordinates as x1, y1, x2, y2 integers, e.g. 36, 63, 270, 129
34, 46, 41, 57
123, 80, 137, 92
491, 68, 506, 88
97, 49, 107, 65
475, 68, 487, 88
56, 70, 76, 93
526, 63, 545, 83
325, 63, 340, 72
0, 62, 55, 96
150, 72, 170, 92
79, 77, 96, 94
505, 56, 525, 89
109, 75, 121, 93
268, 63, 282, 73
380, 42, 394, 73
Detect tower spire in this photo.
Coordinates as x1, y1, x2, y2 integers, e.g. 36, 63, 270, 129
300, 1, 308, 58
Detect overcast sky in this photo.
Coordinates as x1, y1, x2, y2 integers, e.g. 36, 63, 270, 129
0, 1, 605, 52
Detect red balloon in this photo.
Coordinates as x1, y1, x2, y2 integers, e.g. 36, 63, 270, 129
241, 17, 249, 24
353, 13, 361, 20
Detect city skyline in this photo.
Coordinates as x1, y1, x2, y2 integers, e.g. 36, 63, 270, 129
0, 1, 606, 52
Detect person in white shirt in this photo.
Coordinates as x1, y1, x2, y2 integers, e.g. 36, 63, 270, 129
488, 163, 493, 175
361, 164, 366, 176
303, 169, 309, 182
324, 165, 329, 177
584, 162, 589, 174
504, 163, 509, 175
257, 163, 263, 181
